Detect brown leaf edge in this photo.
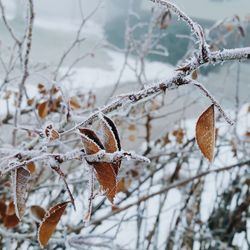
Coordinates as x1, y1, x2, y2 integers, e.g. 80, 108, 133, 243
79, 128, 118, 203
100, 114, 121, 152
38, 201, 69, 248
195, 105, 215, 162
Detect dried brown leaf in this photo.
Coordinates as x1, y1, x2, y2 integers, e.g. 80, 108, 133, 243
128, 124, 137, 131
37, 101, 49, 119
100, 115, 121, 180
38, 83, 47, 95
27, 162, 36, 174
45, 124, 60, 141
117, 177, 132, 193
79, 128, 104, 151
100, 115, 121, 152
27, 97, 35, 106
30, 205, 46, 222
196, 105, 215, 162
69, 96, 81, 110
0, 200, 6, 221
12, 167, 30, 220
80, 116, 122, 203
94, 162, 117, 203
3, 213, 20, 228
173, 128, 185, 144
160, 10, 171, 29
38, 201, 69, 248
191, 70, 198, 80
6, 200, 15, 216
79, 128, 103, 154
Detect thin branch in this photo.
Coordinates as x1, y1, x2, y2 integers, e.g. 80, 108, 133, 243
91, 159, 250, 225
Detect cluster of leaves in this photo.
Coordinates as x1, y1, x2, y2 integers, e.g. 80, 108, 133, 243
0, 0, 249, 249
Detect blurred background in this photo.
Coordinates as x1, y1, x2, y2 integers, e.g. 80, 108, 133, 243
0, 1, 249, 249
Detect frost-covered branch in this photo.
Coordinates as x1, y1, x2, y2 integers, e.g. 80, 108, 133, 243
150, 0, 209, 60
63, 46, 250, 133
0, 148, 149, 175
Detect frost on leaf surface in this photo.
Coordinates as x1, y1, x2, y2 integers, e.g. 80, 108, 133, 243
38, 201, 69, 248
196, 105, 215, 162
79, 117, 122, 203
12, 167, 30, 220
100, 114, 121, 152
100, 114, 121, 176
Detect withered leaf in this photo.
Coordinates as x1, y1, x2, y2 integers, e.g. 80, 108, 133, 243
196, 105, 215, 162
245, 131, 250, 137
94, 162, 117, 203
45, 124, 60, 141
38, 201, 69, 248
38, 101, 49, 119
160, 10, 171, 29
27, 162, 36, 174
173, 128, 185, 144
79, 128, 103, 154
38, 83, 47, 95
128, 124, 137, 131
100, 115, 121, 176
116, 177, 132, 194
6, 200, 15, 216
27, 97, 35, 106
12, 167, 30, 220
3, 213, 20, 228
0, 200, 6, 221
238, 26, 245, 37
30, 205, 46, 223
69, 96, 81, 110
191, 70, 198, 80
100, 115, 121, 152
79, 127, 118, 203
79, 128, 104, 151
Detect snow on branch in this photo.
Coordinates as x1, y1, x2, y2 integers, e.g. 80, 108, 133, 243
0, 148, 149, 176
150, 0, 209, 60
62, 45, 250, 135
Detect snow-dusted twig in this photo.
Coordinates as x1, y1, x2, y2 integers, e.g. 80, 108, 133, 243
91, 159, 250, 225
0, 148, 149, 176
84, 150, 150, 164
150, 0, 209, 60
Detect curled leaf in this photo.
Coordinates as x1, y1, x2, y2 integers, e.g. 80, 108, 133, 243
196, 105, 215, 162
100, 114, 121, 152
45, 124, 60, 141
79, 127, 118, 203
100, 115, 121, 176
38, 201, 69, 248
160, 10, 171, 29
79, 128, 104, 151
30, 205, 46, 223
